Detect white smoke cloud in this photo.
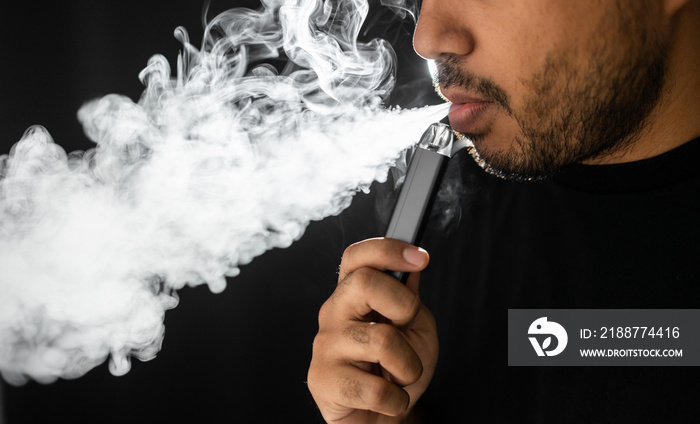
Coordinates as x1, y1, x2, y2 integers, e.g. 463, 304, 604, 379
0, 0, 446, 385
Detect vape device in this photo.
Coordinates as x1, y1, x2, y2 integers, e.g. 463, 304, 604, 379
385, 122, 462, 283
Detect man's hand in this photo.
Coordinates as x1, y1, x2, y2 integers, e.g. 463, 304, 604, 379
307, 238, 439, 423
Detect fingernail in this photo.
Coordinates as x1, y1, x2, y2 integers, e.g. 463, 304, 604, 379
403, 247, 428, 267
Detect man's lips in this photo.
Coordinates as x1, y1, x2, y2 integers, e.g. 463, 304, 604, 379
439, 88, 495, 133
447, 99, 493, 134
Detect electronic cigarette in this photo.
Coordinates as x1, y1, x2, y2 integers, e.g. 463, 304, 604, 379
385, 122, 461, 283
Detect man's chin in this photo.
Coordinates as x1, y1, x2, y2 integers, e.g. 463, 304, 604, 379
462, 134, 552, 182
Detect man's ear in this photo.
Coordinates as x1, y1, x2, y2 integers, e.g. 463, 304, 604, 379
663, 0, 691, 16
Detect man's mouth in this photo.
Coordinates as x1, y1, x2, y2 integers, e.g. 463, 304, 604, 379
441, 89, 494, 134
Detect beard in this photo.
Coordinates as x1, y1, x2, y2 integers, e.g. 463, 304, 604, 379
433, 5, 669, 180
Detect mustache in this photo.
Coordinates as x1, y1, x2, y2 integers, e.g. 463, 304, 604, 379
433, 55, 512, 114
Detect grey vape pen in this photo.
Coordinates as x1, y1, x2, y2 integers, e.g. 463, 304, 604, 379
385, 122, 459, 283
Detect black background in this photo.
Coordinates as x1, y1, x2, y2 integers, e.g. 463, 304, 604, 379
0, 1, 438, 422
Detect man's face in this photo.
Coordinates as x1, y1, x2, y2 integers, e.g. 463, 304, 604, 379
414, 0, 669, 179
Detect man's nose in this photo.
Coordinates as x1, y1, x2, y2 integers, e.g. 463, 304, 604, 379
413, 0, 474, 60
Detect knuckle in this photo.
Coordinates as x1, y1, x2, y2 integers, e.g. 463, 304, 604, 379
317, 300, 333, 326
371, 323, 401, 356
403, 354, 423, 384
350, 266, 374, 283
364, 377, 394, 410
404, 294, 422, 321
306, 363, 322, 395
330, 279, 348, 304
338, 267, 375, 302
338, 245, 357, 281
342, 242, 359, 260
311, 331, 329, 354
330, 269, 358, 307
307, 348, 331, 400
371, 324, 422, 384
352, 267, 376, 293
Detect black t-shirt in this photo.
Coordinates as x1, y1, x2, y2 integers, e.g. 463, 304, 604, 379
416, 137, 700, 422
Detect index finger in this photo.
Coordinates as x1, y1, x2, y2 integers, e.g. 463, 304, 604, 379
338, 238, 429, 282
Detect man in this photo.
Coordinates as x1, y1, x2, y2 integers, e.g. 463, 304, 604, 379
308, 0, 700, 422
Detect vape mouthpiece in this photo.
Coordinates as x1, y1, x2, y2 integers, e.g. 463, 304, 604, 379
419, 122, 454, 155
385, 122, 457, 283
